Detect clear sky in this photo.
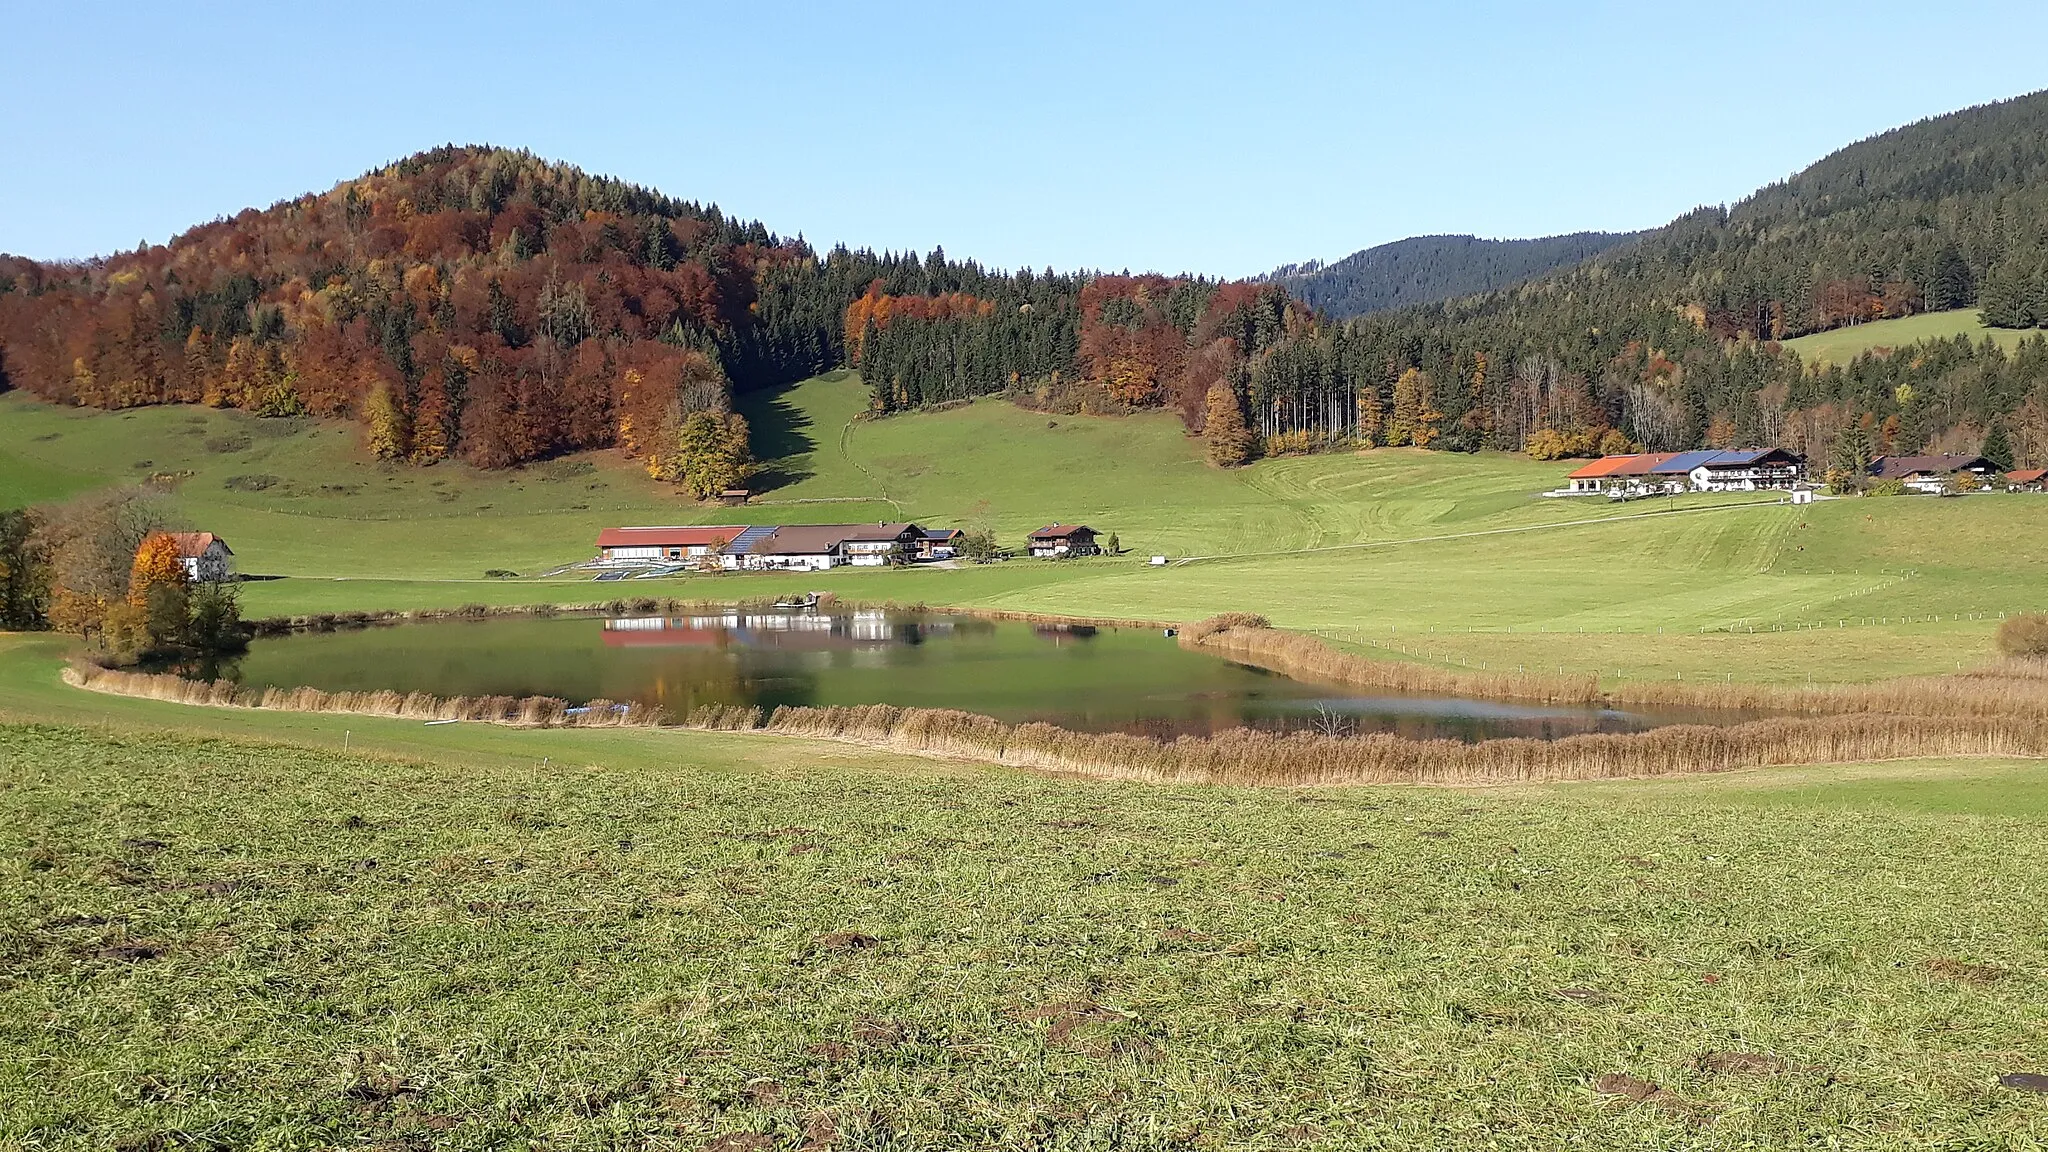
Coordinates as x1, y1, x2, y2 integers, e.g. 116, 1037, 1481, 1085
5, 1, 2047, 277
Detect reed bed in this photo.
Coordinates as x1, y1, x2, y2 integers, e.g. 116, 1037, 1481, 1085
1180, 618, 2048, 721
67, 665, 664, 728
693, 702, 2048, 786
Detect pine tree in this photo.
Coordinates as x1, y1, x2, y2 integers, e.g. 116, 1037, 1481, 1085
1982, 419, 2013, 469
1981, 259, 2029, 328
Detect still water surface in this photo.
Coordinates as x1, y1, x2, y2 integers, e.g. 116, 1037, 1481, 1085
228, 610, 1740, 741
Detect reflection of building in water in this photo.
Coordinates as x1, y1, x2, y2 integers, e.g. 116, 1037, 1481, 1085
850, 609, 892, 641
602, 611, 917, 648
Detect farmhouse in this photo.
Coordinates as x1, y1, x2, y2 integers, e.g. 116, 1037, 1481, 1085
838, 523, 927, 566
1028, 524, 1100, 558
2006, 468, 2047, 492
165, 532, 233, 582
750, 524, 854, 571
918, 528, 963, 559
591, 522, 1007, 572
1868, 454, 2001, 494
596, 526, 739, 566
1555, 449, 1804, 496
1680, 448, 1806, 491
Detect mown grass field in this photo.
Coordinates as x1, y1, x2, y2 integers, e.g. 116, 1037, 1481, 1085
5, 374, 2048, 686
3, 690, 2046, 1149
1780, 309, 2032, 366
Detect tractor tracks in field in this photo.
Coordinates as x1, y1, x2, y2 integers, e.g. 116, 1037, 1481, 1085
1169, 496, 1792, 567
837, 418, 907, 518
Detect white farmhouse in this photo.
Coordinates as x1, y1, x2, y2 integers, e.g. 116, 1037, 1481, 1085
165, 532, 234, 582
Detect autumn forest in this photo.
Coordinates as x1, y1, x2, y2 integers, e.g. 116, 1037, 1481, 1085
9, 93, 2048, 487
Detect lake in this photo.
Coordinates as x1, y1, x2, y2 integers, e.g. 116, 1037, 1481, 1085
215, 610, 1749, 742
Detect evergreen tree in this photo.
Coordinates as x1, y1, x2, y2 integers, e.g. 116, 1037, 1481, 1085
1927, 244, 1974, 311
1982, 419, 2013, 469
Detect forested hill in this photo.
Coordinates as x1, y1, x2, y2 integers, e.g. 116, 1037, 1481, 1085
8, 92, 2048, 485
1373, 88, 2048, 344
1263, 232, 1639, 320
0, 147, 1093, 485
1312, 88, 2048, 469
0, 145, 1307, 486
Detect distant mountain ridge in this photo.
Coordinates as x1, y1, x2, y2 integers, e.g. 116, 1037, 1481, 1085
1264, 231, 1642, 320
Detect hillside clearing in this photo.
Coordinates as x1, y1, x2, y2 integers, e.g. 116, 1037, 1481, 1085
1781, 309, 2031, 365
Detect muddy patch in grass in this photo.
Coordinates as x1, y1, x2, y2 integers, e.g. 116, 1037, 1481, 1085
1593, 1073, 1695, 1114
1695, 1051, 1785, 1075
815, 931, 878, 954
1924, 956, 2007, 984
1018, 1000, 1147, 1058
95, 942, 164, 962
2000, 1072, 2048, 1094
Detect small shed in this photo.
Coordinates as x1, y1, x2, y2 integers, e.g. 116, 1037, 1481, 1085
716, 488, 751, 506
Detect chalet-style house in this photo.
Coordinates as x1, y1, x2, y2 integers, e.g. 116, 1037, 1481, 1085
1683, 448, 1806, 491
1027, 525, 1101, 558
165, 532, 234, 582
1867, 455, 2001, 494
592, 523, 939, 572
2007, 468, 2048, 492
918, 528, 962, 559
839, 523, 927, 566
1557, 449, 1806, 497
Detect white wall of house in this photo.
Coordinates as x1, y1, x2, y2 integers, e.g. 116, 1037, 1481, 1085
760, 553, 838, 571
180, 543, 233, 583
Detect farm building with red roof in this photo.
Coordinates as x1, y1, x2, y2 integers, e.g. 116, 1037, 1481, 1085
595, 526, 741, 565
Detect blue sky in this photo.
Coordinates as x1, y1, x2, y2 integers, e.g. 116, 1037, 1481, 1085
5, 1, 2047, 276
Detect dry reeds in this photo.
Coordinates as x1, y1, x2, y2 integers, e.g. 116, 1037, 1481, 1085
1998, 613, 2048, 659
67, 665, 664, 728
681, 701, 2048, 786
1179, 616, 2048, 721
1183, 619, 1602, 705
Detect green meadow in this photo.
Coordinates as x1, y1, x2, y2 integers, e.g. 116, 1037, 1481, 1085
2, 638, 2045, 1149
6, 372, 2044, 685
1780, 309, 2032, 366
6, 378, 2048, 1148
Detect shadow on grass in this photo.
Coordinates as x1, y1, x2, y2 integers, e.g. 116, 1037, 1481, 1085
736, 383, 818, 493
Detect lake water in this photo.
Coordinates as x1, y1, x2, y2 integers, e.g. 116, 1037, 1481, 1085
219, 610, 1745, 742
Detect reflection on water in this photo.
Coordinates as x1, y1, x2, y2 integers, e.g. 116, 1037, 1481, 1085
223, 610, 1759, 742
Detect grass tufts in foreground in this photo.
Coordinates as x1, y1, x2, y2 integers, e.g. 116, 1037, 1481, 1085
1, 723, 2045, 1148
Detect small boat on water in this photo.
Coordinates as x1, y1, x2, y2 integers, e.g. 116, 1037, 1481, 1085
772, 592, 822, 610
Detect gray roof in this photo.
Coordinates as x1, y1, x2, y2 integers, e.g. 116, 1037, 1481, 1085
1869, 454, 1996, 479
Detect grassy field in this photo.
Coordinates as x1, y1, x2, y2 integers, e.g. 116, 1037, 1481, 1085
5, 375, 2048, 687
1780, 309, 2033, 366
6, 372, 2048, 1148
3, 676, 2046, 1148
